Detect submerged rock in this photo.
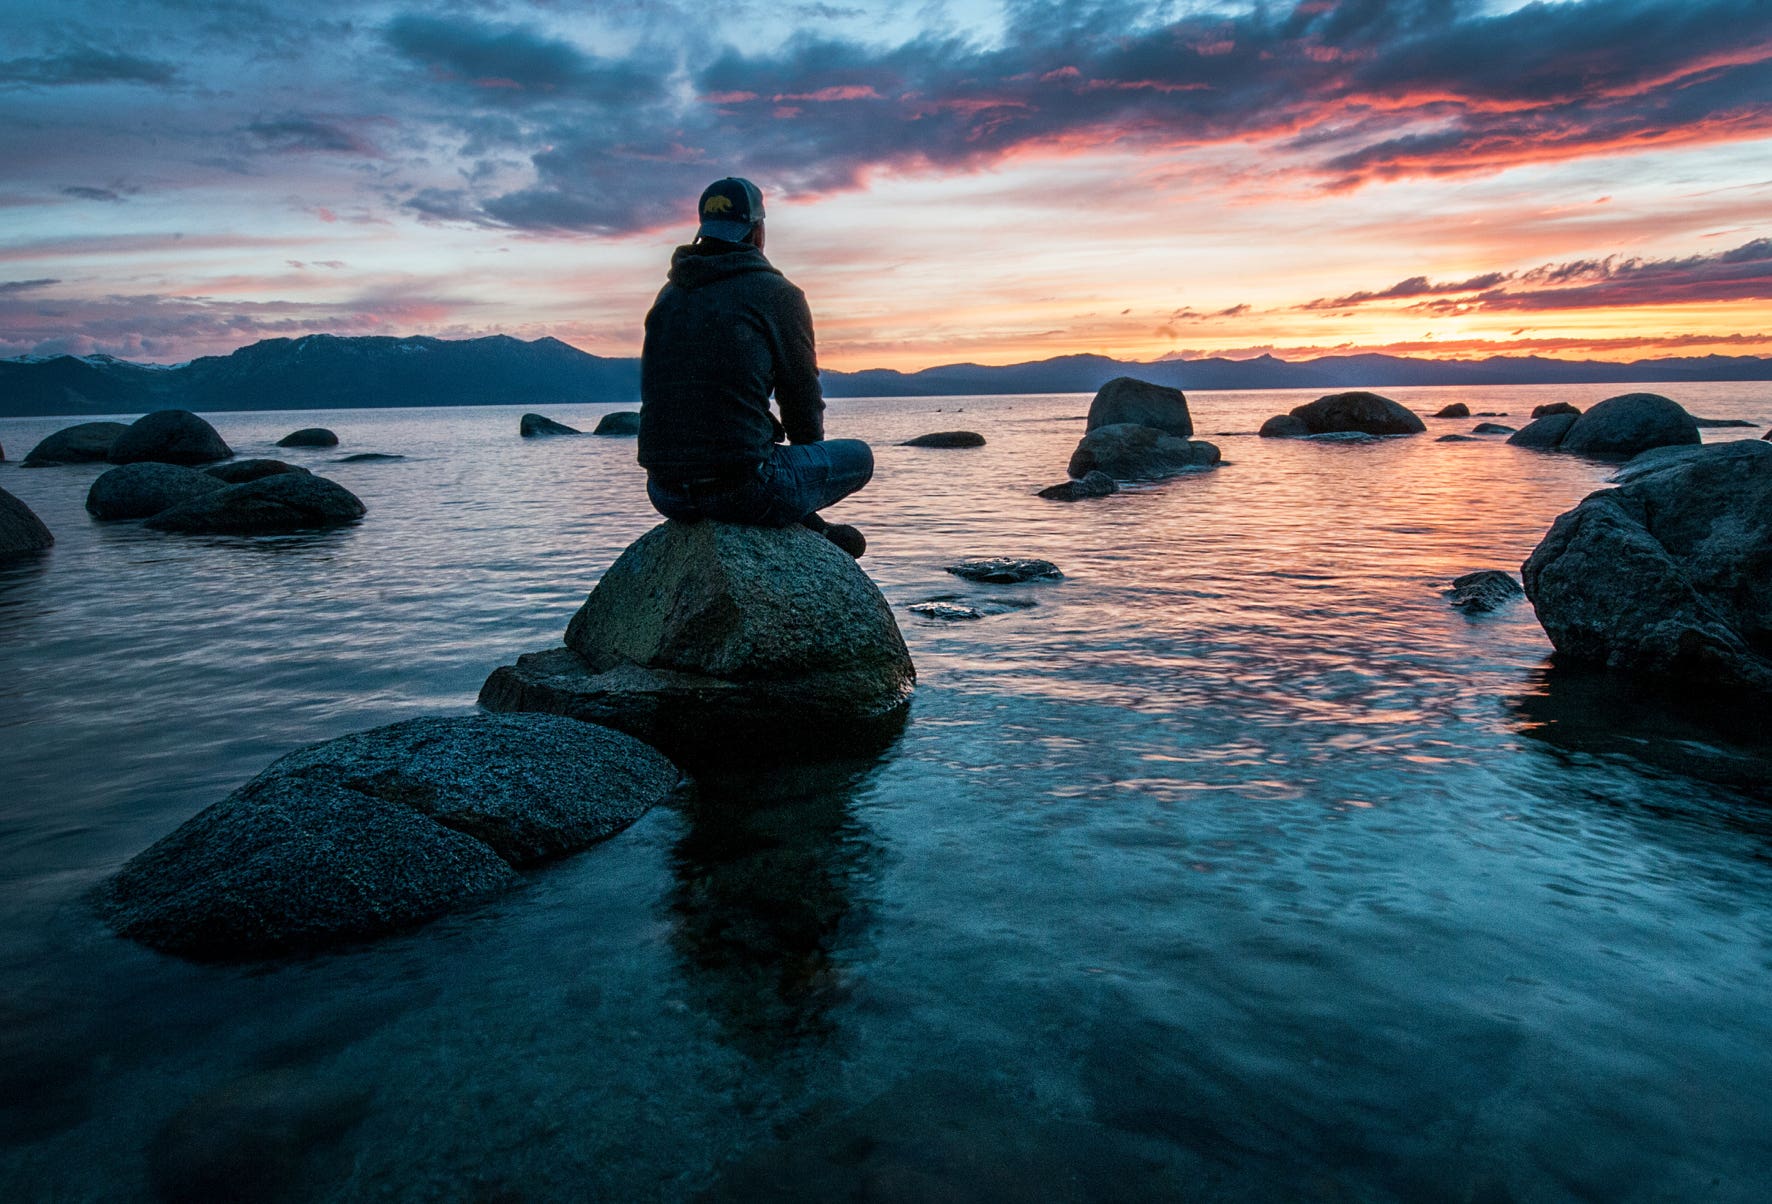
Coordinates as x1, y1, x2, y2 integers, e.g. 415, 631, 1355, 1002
276, 427, 339, 448
946, 557, 1062, 584
1472, 422, 1517, 435
86, 462, 225, 520
1532, 402, 1581, 418
335, 453, 402, 462
1693, 417, 1757, 428
1037, 470, 1117, 501
1522, 440, 1772, 694
108, 410, 232, 466
146, 472, 365, 534
1085, 376, 1192, 437
1066, 424, 1219, 480
0, 487, 53, 557
1447, 570, 1524, 612
1261, 391, 1425, 438
592, 411, 641, 436
908, 600, 984, 621
480, 522, 915, 762
520, 413, 580, 437
205, 458, 312, 485
1436, 434, 1481, 443
901, 430, 985, 448
24, 421, 129, 466
100, 713, 679, 960
1434, 403, 1471, 418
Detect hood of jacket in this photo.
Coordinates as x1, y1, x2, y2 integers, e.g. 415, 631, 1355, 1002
667, 241, 783, 292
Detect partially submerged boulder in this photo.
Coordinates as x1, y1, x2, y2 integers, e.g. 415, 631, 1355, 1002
1522, 440, 1772, 694
86, 463, 224, 520
1693, 417, 1756, 428
592, 411, 641, 436
1037, 470, 1117, 501
0, 487, 53, 557
1472, 422, 1517, 435
946, 557, 1062, 584
1258, 413, 1310, 439
1447, 570, 1523, 612
1507, 412, 1578, 448
336, 452, 402, 462
1433, 403, 1471, 418
276, 427, 338, 448
205, 458, 312, 485
146, 472, 365, 534
1559, 393, 1699, 457
1260, 391, 1425, 438
1532, 402, 1581, 419
901, 431, 985, 448
23, 421, 129, 466
1066, 424, 1219, 480
520, 413, 580, 437
1086, 377, 1192, 437
480, 522, 915, 762
100, 713, 680, 959
108, 410, 232, 466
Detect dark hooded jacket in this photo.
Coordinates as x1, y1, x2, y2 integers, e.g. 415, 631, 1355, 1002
637, 241, 825, 479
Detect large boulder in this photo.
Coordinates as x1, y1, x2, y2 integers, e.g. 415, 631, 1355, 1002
107, 410, 232, 466
86, 462, 225, 520
1558, 392, 1699, 457
480, 522, 915, 762
520, 413, 580, 437
146, 472, 365, 533
99, 713, 680, 960
23, 421, 129, 466
276, 427, 338, 448
1085, 377, 1192, 437
592, 411, 641, 436
1521, 440, 1772, 693
0, 486, 53, 557
1280, 391, 1426, 436
1506, 412, 1579, 448
1066, 424, 1220, 480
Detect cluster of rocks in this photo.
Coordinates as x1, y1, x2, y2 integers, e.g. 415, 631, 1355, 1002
520, 411, 642, 437
100, 713, 681, 959
480, 521, 916, 764
1507, 393, 1699, 457
1260, 391, 1427, 438
1039, 377, 1219, 499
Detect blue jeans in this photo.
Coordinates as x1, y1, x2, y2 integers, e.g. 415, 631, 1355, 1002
647, 439, 874, 526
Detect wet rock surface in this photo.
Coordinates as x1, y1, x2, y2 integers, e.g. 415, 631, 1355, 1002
520, 413, 581, 437
276, 427, 338, 448
145, 472, 365, 534
901, 430, 985, 448
946, 557, 1063, 584
205, 458, 312, 485
1037, 470, 1118, 501
100, 713, 679, 959
1066, 424, 1220, 480
86, 462, 225, 520
108, 410, 233, 466
1522, 440, 1772, 693
593, 411, 641, 435
23, 421, 129, 466
480, 522, 915, 762
0, 486, 54, 557
1447, 570, 1524, 612
1085, 376, 1193, 437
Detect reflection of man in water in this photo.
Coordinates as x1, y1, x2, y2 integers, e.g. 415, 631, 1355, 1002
638, 176, 872, 557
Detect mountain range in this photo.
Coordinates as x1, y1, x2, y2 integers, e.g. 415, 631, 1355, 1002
3, 333, 1770, 418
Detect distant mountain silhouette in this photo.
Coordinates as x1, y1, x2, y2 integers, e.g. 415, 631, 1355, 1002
3, 334, 1770, 418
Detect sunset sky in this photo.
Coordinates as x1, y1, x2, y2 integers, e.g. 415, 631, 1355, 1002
2, 0, 1769, 370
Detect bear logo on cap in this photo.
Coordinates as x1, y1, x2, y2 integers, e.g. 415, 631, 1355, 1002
704, 196, 733, 215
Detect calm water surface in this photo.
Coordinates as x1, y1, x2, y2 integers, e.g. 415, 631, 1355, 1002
2, 384, 1770, 1201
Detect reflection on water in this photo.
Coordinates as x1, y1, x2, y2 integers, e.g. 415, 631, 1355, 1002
1, 384, 1770, 1200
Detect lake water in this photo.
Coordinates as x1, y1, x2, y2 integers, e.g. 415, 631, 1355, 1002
2, 383, 1770, 1201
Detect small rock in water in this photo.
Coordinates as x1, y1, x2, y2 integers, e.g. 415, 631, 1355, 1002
1447, 570, 1524, 612
1532, 402, 1581, 418
206, 458, 312, 485
908, 601, 984, 621
146, 473, 365, 534
1474, 411, 1509, 417
276, 427, 338, 448
1036, 470, 1117, 501
23, 421, 129, 466
1436, 434, 1481, 442
86, 462, 224, 520
901, 431, 985, 448
946, 557, 1063, 584
592, 411, 641, 436
335, 452, 403, 462
0, 486, 54, 557
1434, 403, 1471, 418
1305, 431, 1381, 443
108, 410, 233, 466
1471, 422, 1517, 435
1258, 413, 1310, 438
520, 413, 581, 437
1692, 416, 1756, 428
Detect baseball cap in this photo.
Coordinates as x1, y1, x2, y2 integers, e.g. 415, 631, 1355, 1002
696, 177, 765, 242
